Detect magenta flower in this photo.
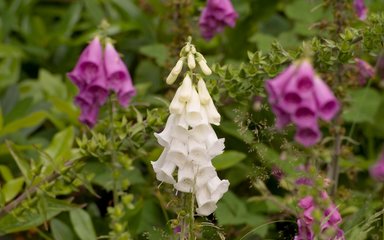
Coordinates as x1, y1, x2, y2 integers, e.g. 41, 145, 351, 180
265, 60, 340, 146
104, 42, 136, 107
353, 0, 368, 21
199, 0, 238, 40
67, 37, 136, 128
369, 151, 384, 182
355, 58, 374, 85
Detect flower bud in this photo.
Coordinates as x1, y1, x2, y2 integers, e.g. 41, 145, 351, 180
166, 72, 178, 85
197, 78, 211, 104
166, 58, 184, 85
178, 74, 193, 102
187, 53, 196, 70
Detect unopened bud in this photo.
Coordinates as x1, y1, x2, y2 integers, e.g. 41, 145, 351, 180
166, 72, 178, 85
191, 45, 196, 54
166, 58, 184, 85
179, 74, 193, 102
187, 53, 196, 70
198, 60, 212, 75
197, 78, 211, 104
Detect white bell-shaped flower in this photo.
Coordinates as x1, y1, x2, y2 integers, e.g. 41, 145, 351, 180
154, 114, 176, 147
171, 115, 189, 142
188, 137, 209, 165
174, 162, 195, 192
207, 176, 230, 201
168, 139, 188, 167
196, 186, 217, 216
155, 160, 176, 184
170, 88, 186, 114
204, 99, 221, 125
179, 74, 193, 102
195, 164, 217, 187
151, 148, 168, 171
186, 87, 203, 127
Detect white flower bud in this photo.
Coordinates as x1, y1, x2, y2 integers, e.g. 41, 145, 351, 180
198, 60, 212, 76
204, 100, 221, 125
151, 148, 168, 170
197, 78, 211, 105
185, 44, 191, 53
187, 53, 196, 70
178, 74, 193, 102
166, 72, 178, 85
186, 87, 203, 127
169, 88, 186, 114
191, 45, 196, 54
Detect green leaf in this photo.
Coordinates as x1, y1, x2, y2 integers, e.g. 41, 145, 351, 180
212, 151, 247, 170
343, 88, 381, 124
1, 177, 24, 202
0, 107, 3, 131
0, 165, 13, 182
0, 111, 47, 136
6, 141, 31, 183
45, 126, 75, 163
215, 191, 249, 225
51, 218, 76, 240
139, 44, 169, 66
38, 69, 66, 99
0, 197, 76, 235
82, 0, 104, 25
69, 208, 97, 240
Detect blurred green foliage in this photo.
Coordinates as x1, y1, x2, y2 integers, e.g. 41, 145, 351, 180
1, 0, 384, 239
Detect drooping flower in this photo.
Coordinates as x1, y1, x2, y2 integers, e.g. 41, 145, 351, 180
369, 151, 384, 182
67, 37, 136, 127
199, 0, 238, 40
265, 60, 340, 146
355, 58, 375, 85
152, 41, 229, 216
353, 0, 368, 21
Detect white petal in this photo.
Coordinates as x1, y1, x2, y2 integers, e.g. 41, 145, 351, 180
198, 60, 212, 76
151, 148, 168, 170
197, 78, 211, 104
174, 163, 195, 192
204, 100, 221, 125
176, 111, 189, 129
207, 138, 225, 158
207, 177, 229, 201
195, 186, 217, 216
187, 53, 196, 70
195, 164, 217, 187
186, 87, 203, 127
168, 139, 188, 167
154, 114, 176, 147
170, 88, 186, 114
188, 138, 209, 163
155, 161, 176, 184
189, 123, 211, 142
179, 74, 193, 102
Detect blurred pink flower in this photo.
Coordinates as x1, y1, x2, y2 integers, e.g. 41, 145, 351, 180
199, 0, 238, 40
353, 0, 368, 20
355, 58, 374, 85
370, 151, 384, 182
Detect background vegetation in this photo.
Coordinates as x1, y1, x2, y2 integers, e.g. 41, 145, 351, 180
1, 0, 384, 239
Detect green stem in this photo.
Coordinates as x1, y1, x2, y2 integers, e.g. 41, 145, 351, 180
188, 192, 195, 240
108, 96, 119, 206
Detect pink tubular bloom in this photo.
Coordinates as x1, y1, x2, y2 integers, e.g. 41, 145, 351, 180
79, 104, 100, 128
370, 151, 384, 182
312, 76, 340, 121
292, 94, 318, 128
67, 37, 103, 88
353, 0, 368, 21
355, 58, 375, 85
104, 42, 136, 106
199, 0, 238, 40
294, 126, 322, 147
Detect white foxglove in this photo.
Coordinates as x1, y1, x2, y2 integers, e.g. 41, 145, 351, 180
152, 41, 229, 216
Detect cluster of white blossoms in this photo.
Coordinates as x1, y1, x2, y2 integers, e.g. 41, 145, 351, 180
152, 40, 229, 216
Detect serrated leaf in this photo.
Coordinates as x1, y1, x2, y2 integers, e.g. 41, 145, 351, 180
212, 151, 246, 170
45, 126, 75, 164
69, 208, 97, 240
